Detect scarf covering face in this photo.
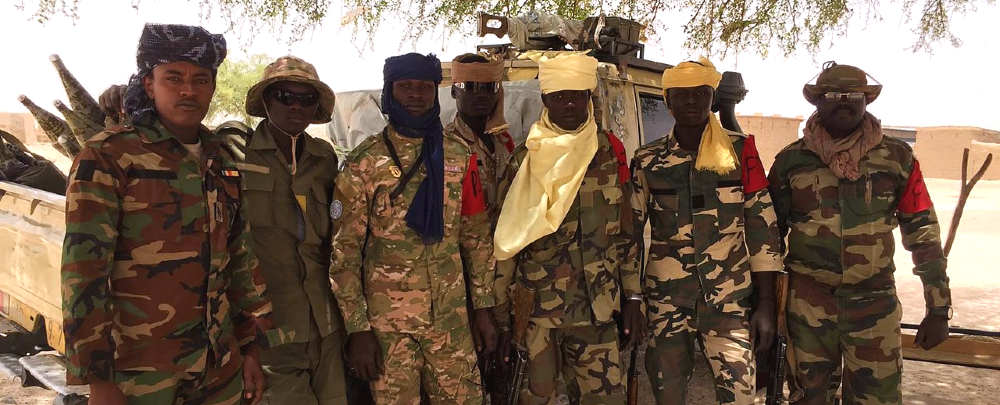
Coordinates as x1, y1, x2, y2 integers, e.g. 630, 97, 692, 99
123, 24, 227, 123
382, 53, 446, 245
451, 55, 508, 134
661, 56, 736, 175
802, 111, 884, 181
493, 53, 599, 260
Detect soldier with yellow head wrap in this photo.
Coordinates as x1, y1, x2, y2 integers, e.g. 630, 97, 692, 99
493, 53, 642, 405
628, 57, 782, 405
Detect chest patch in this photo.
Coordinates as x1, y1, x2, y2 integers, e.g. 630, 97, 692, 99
445, 164, 462, 173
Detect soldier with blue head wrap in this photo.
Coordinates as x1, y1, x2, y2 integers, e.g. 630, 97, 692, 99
328, 52, 498, 405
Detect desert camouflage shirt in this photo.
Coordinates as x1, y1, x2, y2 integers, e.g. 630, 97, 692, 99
329, 125, 495, 335
239, 122, 342, 343
61, 118, 273, 385
630, 131, 782, 334
495, 130, 640, 329
444, 117, 515, 223
768, 136, 951, 308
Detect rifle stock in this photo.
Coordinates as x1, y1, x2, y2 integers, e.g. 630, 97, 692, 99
499, 283, 535, 405
626, 347, 639, 405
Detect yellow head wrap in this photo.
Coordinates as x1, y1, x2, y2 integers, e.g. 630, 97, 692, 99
493, 53, 600, 260
661, 57, 737, 175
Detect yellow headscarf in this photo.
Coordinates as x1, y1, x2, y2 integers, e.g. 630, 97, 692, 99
494, 53, 600, 260
662, 57, 737, 174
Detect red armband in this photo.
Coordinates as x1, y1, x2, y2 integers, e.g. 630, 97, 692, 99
741, 135, 768, 194
500, 131, 515, 153
606, 131, 629, 185
462, 153, 487, 216
897, 159, 933, 214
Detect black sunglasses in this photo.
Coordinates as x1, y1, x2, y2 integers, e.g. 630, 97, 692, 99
454, 81, 501, 93
271, 89, 320, 107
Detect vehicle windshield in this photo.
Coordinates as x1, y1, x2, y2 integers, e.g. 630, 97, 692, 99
639, 92, 675, 145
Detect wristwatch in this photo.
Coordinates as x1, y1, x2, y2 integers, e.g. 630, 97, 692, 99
927, 306, 953, 320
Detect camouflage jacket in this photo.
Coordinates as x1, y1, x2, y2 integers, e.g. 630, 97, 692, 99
239, 122, 342, 343
444, 116, 515, 223
495, 130, 640, 329
329, 125, 496, 335
61, 118, 274, 385
630, 131, 782, 333
767, 137, 951, 307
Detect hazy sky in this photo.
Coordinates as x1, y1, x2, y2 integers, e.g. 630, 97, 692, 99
2, 0, 998, 131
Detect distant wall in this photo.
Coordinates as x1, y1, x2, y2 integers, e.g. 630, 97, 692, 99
914, 126, 1000, 180
736, 113, 803, 170
0, 112, 40, 144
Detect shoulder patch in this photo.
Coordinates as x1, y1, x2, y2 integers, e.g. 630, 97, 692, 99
500, 131, 516, 153
330, 199, 344, 220
605, 131, 630, 185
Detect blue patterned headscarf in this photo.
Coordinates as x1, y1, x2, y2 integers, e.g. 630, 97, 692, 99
382, 53, 445, 245
122, 24, 227, 122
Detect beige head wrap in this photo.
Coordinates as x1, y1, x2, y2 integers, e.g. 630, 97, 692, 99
451, 55, 508, 134
494, 53, 600, 260
662, 56, 737, 175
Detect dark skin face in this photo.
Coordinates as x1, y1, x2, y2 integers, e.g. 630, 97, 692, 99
542, 90, 590, 131
665, 85, 714, 151
265, 81, 320, 135
392, 79, 437, 116
817, 93, 867, 139
143, 61, 215, 143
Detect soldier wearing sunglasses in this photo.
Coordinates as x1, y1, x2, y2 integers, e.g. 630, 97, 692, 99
768, 62, 951, 405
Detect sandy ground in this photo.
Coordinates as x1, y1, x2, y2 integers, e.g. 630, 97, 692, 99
3, 150, 999, 404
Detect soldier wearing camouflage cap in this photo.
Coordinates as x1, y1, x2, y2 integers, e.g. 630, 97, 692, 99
768, 61, 951, 405
238, 56, 358, 405
629, 57, 782, 405
493, 52, 642, 405
328, 52, 497, 405
61, 23, 275, 405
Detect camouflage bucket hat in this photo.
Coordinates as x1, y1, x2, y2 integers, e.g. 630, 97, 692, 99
246, 56, 335, 124
803, 61, 882, 105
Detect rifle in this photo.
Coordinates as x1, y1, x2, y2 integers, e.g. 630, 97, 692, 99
625, 226, 646, 405
763, 271, 790, 405
499, 282, 535, 405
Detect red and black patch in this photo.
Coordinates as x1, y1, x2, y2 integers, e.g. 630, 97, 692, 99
461, 152, 487, 216
897, 159, 933, 214
740, 135, 768, 194
500, 131, 515, 153
606, 131, 629, 185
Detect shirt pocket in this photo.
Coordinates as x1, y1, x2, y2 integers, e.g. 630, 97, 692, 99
843, 173, 896, 218
600, 186, 623, 235
649, 187, 679, 238
243, 174, 274, 227
716, 180, 745, 234
310, 183, 332, 238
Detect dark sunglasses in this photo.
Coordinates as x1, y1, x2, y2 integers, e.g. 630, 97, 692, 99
271, 89, 320, 107
823, 91, 865, 101
455, 81, 501, 93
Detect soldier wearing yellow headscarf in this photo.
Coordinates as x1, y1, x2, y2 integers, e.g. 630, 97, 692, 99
628, 57, 782, 405
493, 53, 642, 405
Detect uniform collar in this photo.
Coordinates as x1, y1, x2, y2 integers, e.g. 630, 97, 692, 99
135, 116, 217, 149
251, 120, 327, 158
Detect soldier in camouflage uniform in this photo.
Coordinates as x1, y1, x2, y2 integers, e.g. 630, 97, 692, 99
328, 53, 497, 405
61, 24, 274, 405
768, 62, 951, 405
629, 57, 782, 405
493, 53, 642, 405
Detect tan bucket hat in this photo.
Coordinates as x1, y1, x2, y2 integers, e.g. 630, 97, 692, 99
803, 61, 882, 105
246, 56, 335, 124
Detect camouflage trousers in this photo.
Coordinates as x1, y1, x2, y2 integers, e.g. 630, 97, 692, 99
113, 350, 243, 405
787, 275, 903, 405
259, 327, 349, 405
521, 321, 625, 405
371, 326, 482, 405
645, 299, 755, 405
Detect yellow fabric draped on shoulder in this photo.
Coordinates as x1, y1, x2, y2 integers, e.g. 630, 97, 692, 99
662, 56, 737, 174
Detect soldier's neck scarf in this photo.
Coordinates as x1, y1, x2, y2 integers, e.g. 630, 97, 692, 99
661, 57, 737, 175
123, 24, 227, 123
494, 53, 599, 260
451, 56, 509, 135
802, 111, 883, 181
382, 53, 445, 245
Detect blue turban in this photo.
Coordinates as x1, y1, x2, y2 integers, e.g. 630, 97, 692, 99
382, 53, 445, 245
123, 23, 227, 123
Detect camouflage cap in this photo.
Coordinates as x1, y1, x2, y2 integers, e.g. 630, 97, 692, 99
803, 61, 882, 105
246, 56, 335, 124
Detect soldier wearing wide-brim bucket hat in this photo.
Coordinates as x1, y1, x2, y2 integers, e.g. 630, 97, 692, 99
802, 61, 882, 105
246, 55, 336, 124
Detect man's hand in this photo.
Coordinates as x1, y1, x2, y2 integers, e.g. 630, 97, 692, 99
750, 299, 777, 354
242, 346, 265, 405
619, 300, 645, 349
914, 314, 949, 350
98, 84, 127, 122
496, 328, 512, 365
88, 378, 128, 405
472, 308, 499, 354
347, 331, 384, 381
